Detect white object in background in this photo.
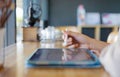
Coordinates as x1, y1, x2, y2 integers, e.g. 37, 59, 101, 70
77, 4, 86, 26
85, 13, 100, 25
40, 26, 62, 42
46, 26, 55, 40
40, 26, 56, 42
54, 29, 62, 40
100, 28, 120, 77
102, 13, 120, 25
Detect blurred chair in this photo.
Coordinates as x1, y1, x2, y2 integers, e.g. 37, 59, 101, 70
107, 31, 119, 43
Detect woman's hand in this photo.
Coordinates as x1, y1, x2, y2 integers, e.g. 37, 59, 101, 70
63, 30, 92, 49
62, 30, 109, 56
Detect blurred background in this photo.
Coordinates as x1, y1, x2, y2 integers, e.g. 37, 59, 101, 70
7, 0, 120, 46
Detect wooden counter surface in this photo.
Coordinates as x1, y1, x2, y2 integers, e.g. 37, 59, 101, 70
0, 41, 110, 77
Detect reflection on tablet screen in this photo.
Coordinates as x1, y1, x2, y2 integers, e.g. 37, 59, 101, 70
30, 48, 94, 63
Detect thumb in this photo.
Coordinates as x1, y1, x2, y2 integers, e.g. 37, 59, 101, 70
65, 31, 82, 43
65, 31, 90, 44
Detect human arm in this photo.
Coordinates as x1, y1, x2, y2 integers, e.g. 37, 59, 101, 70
63, 31, 109, 55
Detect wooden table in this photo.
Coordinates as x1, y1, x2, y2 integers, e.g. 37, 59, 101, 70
0, 41, 110, 77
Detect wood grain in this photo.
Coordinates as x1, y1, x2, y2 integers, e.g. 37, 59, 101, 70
0, 41, 110, 77
23, 27, 39, 41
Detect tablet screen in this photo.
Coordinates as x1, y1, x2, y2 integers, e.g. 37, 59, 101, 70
29, 48, 95, 63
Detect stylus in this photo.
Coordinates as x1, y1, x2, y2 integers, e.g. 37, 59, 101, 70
63, 29, 68, 46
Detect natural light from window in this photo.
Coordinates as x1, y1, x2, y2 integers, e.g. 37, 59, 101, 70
16, 0, 23, 42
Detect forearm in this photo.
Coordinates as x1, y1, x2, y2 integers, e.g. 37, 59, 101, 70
89, 38, 110, 52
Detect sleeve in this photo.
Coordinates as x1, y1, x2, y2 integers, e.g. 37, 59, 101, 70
99, 28, 120, 77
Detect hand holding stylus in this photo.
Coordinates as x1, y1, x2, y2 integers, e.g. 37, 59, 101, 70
62, 30, 109, 56
62, 29, 81, 48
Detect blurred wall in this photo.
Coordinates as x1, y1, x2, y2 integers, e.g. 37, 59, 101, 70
5, 0, 16, 46
49, 0, 120, 26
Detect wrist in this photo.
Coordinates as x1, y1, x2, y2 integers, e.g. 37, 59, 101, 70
89, 38, 109, 51
88, 38, 95, 50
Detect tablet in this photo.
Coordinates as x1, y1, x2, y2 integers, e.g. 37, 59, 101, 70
26, 48, 101, 68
